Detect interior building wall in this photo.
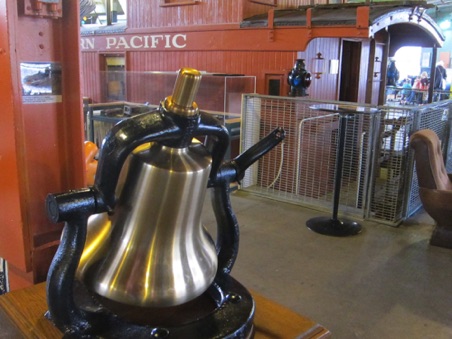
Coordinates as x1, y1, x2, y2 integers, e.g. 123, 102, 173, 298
81, 52, 102, 103
242, 0, 313, 19
127, 0, 244, 29
298, 38, 342, 101
0, 0, 85, 290
81, 50, 299, 101
358, 40, 371, 104
80, 37, 344, 103
127, 0, 318, 29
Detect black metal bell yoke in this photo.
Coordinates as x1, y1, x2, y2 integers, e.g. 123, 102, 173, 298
44, 69, 285, 338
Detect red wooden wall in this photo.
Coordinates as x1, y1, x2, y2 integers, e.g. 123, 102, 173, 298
128, 1, 243, 29
0, 0, 85, 289
126, 0, 313, 29
79, 0, 384, 107
81, 37, 343, 103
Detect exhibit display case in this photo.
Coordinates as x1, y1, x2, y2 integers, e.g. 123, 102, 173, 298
85, 72, 254, 159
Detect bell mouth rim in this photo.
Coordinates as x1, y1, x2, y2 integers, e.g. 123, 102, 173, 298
70, 275, 255, 336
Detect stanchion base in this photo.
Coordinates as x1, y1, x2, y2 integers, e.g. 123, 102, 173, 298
306, 216, 362, 237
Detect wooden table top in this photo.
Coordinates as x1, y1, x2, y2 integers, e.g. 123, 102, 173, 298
0, 282, 331, 338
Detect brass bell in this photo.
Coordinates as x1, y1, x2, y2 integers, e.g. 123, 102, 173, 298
45, 67, 284, 337
77, 69, 218, 307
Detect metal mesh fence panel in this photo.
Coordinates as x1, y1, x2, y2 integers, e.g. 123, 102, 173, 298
241, 94, 452, 226
404, 102, 452, 218
241, 95, 378, 219
367, 106, 414, 224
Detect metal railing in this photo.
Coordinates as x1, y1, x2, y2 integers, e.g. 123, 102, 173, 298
386, 85, 450, 106
240, 94, 452, 225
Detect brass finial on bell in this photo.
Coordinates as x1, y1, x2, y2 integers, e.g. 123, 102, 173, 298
163, 67, 202, 117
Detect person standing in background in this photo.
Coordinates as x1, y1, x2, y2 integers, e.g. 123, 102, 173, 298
407, 73, 428, 105
386, 58, 400, 101
434, 60, 447, 100
419, 71, 430, 104
387, 59, 400, 86
400, 78, 412, 105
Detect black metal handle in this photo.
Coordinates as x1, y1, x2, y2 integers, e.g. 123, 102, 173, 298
232, 127, 285, 181
212, 127, 285, 276
197, 112, 230, 184
46, 216, 99, 334
93, 109, 179, 211
93, 109, 232, 212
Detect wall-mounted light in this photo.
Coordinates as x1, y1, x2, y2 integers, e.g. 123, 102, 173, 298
287, 59, 312, 97
312, 52, 325, 79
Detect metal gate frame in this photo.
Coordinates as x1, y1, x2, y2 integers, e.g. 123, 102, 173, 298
240, 94, 452, 226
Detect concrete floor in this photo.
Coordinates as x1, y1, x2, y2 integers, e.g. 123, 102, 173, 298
203, 190, 452, 339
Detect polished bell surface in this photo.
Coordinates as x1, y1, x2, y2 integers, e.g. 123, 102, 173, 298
76, 212, 111, 279
78, 142, 217, 307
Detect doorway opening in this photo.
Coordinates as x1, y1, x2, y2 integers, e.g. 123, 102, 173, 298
339, 40, 361, 102
101, 54, 126, 101
265, 73, 286, 96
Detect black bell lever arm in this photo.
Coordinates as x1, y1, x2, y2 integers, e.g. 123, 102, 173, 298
211, 127, 285, 277
232, 127, 285, 183
208, 127, 285, 187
